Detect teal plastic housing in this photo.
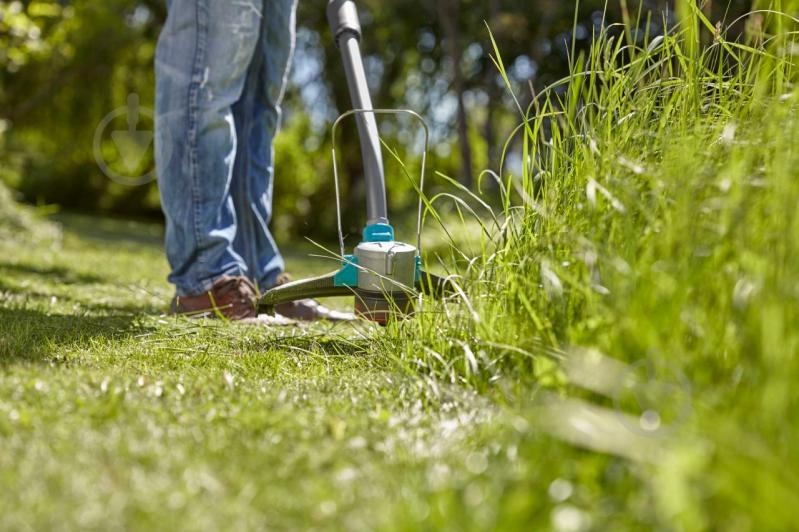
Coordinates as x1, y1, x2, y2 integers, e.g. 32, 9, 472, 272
362, 223, 394, 242
334, 254, 359, 287
332, 224, 422, 288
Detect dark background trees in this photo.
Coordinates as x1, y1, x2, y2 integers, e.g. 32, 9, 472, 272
0, 1, 753, 240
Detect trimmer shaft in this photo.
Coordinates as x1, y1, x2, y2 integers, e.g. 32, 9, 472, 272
258, 0, 455, 323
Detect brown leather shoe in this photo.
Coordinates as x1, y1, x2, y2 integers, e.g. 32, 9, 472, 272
273, 273, 356, 322
170, 276, 257, 321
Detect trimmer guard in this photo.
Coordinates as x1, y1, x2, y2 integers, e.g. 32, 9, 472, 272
258, 269, 453, 315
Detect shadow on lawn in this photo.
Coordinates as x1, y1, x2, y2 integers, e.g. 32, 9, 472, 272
250, 329, 379, 361
0, 261, 106, 285
0, 268, 162, 315
0, 306, 150, 365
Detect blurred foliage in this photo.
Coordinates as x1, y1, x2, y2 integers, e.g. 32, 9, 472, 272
0, 0, 163, 216
0, 180, 60, 243
0, 0, 753, 241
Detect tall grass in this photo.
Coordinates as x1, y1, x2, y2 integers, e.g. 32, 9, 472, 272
384, 3, 799, 528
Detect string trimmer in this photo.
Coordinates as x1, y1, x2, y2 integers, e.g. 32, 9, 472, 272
259, 0, 451, 324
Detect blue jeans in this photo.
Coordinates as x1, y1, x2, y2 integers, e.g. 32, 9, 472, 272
155, 0, 297, 296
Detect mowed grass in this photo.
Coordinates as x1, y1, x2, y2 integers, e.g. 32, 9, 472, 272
0, 215, 511, 530
3, 5, 799, 531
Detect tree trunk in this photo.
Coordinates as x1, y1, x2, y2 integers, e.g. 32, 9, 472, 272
438, 0, 474, 188
483, 0, 501, 175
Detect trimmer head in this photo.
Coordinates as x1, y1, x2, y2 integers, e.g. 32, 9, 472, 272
259, 223, 453, 324
353, 290, 413, 324
258, 263, 451, 324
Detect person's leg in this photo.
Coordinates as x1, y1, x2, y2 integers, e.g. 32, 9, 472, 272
155, 0, 265, 296
230, 0, 298, 292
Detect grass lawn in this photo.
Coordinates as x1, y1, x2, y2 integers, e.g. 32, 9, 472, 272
0, 215, 672, 531
0, 214, 512, 530
2, 9, 799, 532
